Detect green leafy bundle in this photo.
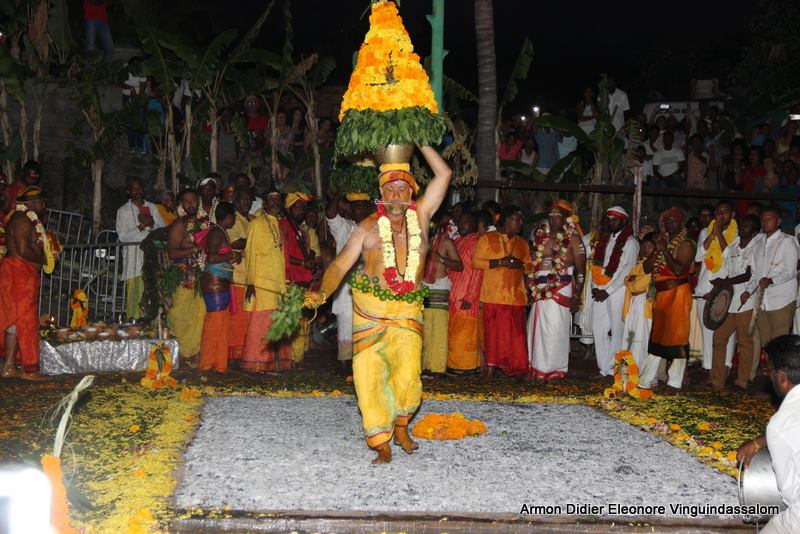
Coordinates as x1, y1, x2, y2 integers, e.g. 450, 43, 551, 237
266, 284, 306, 342
329, 165, 380, 198
334, 107, 447, 158
159, 265, 187, 302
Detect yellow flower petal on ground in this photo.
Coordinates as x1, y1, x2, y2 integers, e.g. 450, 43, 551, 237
669, 424, 681, 431
697, 422, 711, 431
129, 424, 141, 433
711, 441, 724, 450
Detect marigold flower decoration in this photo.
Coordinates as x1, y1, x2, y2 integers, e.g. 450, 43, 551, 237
140, 343, 177, 389
340, 1, 437, 118
603, 350, 654, 399
335, 0, 446, 156
69, 289, 89, 329
412, 412, 487, 440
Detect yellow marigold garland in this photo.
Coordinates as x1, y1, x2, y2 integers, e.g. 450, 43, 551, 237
69, 289, 89, 329
412, 412, 487, 440
703, 219, 738, 273
339, 0, 437, 118
603, 350, 654, 399
141, 343, 177, 389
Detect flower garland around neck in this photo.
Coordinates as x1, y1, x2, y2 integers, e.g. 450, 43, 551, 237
15, 203, 56, 274
376, 200, 422, 295
647, 228, 688, 301
528, 220, 575, 301
704, 219, 737, 273
591, 224, 633, 286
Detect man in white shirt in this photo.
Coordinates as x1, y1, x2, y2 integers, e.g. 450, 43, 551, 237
324, 191, 374, 373
115, 177, 166, 319
709, 214, 763, 391
604, 78, 630, 131
589, 207, 639, 375
695, 200, 738, 375
653, 131, 686, 188
743, 206, 799, 347
737, 335, 800, 534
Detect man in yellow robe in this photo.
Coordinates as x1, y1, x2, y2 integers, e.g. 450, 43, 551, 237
241, 189, 292, 372
307, 145, 451, 464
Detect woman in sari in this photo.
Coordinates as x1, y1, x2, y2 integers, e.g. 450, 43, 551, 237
199, 202, 240, 373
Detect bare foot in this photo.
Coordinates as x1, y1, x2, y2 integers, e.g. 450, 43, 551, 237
393, 425, 419, 454
371, 443, 392, 464
19, 372, 48, 381
2, 369, 22, 378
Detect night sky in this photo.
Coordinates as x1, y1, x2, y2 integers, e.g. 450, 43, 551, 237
217, 0, 756, 116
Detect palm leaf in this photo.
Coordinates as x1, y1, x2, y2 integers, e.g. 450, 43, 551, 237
47, 0, 73, 66
138, 26, 180, 95
188, 28, 238, 88
308, 56, 336, 88
545, 152, 579, 183
228, 0, 277, 67
498, 37, 533, 115
531, 114, 592, 146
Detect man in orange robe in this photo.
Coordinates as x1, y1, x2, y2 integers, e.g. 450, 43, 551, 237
447, 210, 485, 373
1, 186, 48, 379
473, 205, 533, 379
639, 207, 696, 391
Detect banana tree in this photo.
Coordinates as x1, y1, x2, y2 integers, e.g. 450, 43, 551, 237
67, 60, 143, 232
531, 75, 629, 226
137, 26, 188, 192
286, 54, 336, 197
0, 0, 73, 169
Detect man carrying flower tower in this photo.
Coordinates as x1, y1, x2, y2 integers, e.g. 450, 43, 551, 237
1, 186, 56, 380
302, 0, 451, 463
526, 200, 586, 380
306, 145, 452, 464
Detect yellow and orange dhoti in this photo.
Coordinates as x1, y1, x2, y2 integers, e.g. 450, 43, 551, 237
228, 284, 251, 360
352, 289, 423, 449
167, 286, 205, 358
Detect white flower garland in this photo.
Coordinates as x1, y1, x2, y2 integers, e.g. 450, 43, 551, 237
377, 207, 422, 284
15, 203, 55, 274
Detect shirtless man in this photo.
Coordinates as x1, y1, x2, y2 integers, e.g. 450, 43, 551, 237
166, 189, 206, 359
1, 186, 49, 380
422, 213, 463, 375
307, 145, 451, 463
527, 200, 586, 380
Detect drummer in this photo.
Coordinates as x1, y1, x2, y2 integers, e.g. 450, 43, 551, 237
708, 214, 764, 391
737, 335, 800, 534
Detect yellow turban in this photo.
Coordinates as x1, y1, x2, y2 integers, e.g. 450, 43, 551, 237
285, 192, 312, 209
345, 192, 371, 202
550, 199, 574, 214
378, 169, 419, 194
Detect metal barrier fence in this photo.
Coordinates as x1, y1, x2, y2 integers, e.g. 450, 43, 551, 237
39, 241, 144, 326
45, 209, 93, 245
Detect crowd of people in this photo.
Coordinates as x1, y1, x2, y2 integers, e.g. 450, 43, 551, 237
2, 153, 800, 396
100, 170, 800, 403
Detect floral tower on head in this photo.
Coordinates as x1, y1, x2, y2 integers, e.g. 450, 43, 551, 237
334, 0, 447, 159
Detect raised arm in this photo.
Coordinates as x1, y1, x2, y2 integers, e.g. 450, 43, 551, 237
417, 145, 452, 223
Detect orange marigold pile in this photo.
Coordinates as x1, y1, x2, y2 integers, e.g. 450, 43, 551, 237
339, 0, 437, 119
412, 412, 487, 440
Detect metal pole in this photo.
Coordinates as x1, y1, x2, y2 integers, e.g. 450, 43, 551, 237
427, 0, 446, 114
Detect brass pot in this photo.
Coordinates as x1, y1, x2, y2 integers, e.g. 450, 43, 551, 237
374, 144, 414, 166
